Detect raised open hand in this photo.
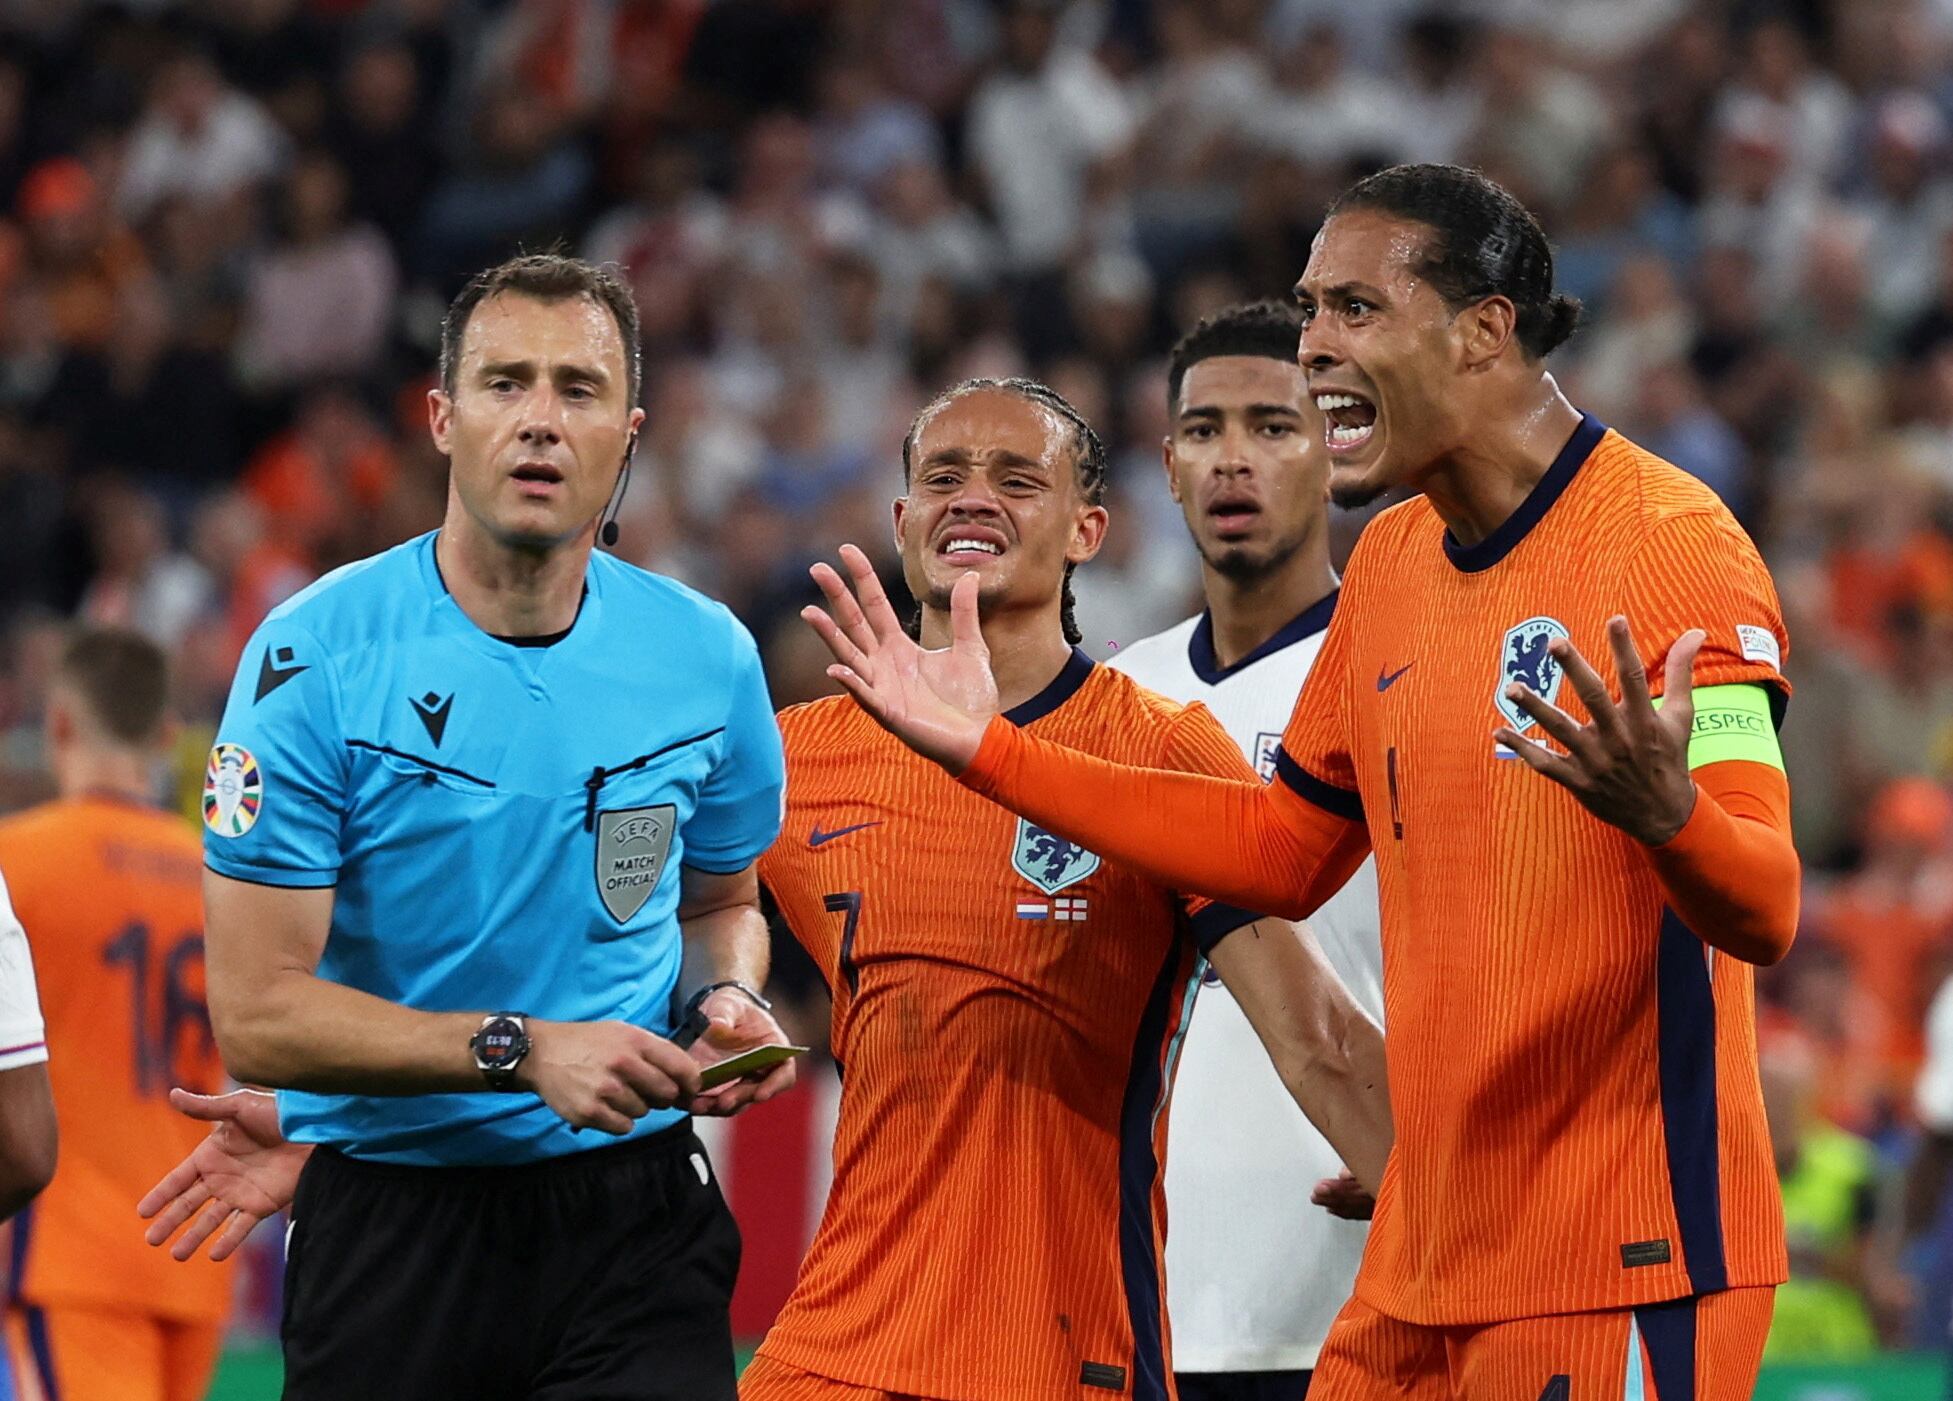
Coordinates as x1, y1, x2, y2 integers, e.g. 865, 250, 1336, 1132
1493, 615, 1703, 846
802, 544, 1001, 773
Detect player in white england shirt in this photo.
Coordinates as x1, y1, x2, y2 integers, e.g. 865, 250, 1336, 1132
1108, 302, 1383, 1400
0, 868, 55, 1223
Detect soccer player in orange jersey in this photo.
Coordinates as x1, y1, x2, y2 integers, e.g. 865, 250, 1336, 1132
804, 165, 1797, 1400
745, 378, 1390, 1401
0, 629, 231, 1401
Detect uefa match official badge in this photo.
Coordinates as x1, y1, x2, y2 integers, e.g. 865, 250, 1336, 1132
1495, 616, 1570, 733
203, 743, 263, 837
596, 804, 675, 923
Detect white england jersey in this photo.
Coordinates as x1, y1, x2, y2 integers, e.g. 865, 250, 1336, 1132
0, 870, 47, 1072
1109, 592, 1382, 1372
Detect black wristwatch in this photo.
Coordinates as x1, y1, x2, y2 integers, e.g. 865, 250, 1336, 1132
470, 1012, 532, 1091
683, 980, 771, 1020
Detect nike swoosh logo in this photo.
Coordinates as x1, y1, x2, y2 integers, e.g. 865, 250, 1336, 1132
1376, 663, 1414, 692
809, 821, 881, 848
254, 648, 308, 703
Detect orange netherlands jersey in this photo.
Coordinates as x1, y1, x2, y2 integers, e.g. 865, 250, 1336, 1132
757, 653, 1263, 1401
0, 797, 230, 1322
1280, 417, 1791, 1324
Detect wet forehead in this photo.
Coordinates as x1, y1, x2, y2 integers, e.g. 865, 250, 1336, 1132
1296, 210, 1435, 301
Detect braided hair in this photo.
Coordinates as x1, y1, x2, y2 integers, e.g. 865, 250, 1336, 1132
1328, 164, 1581, 360
900, 377, 1108, 646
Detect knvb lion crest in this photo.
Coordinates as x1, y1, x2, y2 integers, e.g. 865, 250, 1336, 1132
1495, 616, 1570, 732
1012, 817, 1100, 895
596, 804, 675, 923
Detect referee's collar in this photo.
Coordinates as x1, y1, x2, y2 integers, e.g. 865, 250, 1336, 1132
420, 531, 604, 653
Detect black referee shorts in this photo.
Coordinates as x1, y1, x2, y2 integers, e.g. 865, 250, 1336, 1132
281, 1121, 741, 1400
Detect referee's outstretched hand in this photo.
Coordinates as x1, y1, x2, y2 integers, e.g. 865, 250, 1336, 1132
521, 1020, 705, 1136
139, 1087, 305, 1262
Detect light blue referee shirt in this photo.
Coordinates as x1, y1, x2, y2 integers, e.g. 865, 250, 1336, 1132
203, 532, 785, 1165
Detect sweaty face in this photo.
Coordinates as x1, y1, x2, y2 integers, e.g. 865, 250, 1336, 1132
894, 389, 1105, 623
430, 292, 641, 549
1166, 356, 1324, 582
1294, 210, 1468, 508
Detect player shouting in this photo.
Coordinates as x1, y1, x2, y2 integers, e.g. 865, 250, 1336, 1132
804, 165, 1797, 1399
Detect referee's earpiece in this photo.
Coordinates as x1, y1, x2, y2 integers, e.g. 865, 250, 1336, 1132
599, 431, 639, 549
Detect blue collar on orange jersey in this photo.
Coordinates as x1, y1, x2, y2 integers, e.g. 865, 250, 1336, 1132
1442, 412, 1607, 574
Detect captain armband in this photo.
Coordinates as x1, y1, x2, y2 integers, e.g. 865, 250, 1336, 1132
1654, 683, 1783, 773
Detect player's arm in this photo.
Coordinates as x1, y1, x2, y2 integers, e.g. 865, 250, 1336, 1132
0, 1063, 55, 1222
204, 871, 703, 1131
804, 546, 1363, 917
1206, 918, 1390, 1191
0, 872, 54, 1220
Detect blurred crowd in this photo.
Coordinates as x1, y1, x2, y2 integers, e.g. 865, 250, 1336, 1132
2, 0, 1953, 1364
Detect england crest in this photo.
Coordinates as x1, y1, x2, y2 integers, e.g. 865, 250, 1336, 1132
1012, 817, 1100, 895
1495, 616, 1570, 732
595, 804, 675, 923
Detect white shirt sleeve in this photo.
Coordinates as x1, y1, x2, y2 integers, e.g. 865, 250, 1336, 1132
0, 871, 47, 1072
1917, 976, 1953, 1132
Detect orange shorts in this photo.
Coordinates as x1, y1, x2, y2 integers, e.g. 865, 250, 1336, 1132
741, 1352, 935, 1401
3, 1305, 223, 1401
1311, 1287, 1774, 1401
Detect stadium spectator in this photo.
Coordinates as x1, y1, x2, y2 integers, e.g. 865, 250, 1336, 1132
1815, 779, 1953, 1101
235, 151, 397, 390
1761, 1036, 1894, 1361
117, 51, 285, 224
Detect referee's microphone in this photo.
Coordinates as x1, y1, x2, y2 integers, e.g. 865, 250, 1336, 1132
599, 432, 638, 548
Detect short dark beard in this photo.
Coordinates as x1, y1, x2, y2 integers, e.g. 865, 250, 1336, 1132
1197, 528, 1306, 585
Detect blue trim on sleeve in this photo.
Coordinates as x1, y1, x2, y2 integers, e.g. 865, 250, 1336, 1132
1656, 910, 1728, 1294
1273, 746, 1364, 822
1187, 902, 1264, 954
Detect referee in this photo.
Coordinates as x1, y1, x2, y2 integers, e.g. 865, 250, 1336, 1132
200, 254, 792, 1399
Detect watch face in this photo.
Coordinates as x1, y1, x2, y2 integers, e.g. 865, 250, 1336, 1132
475, 1018, 525, 1068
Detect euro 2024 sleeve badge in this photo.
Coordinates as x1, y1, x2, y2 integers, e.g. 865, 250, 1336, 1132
204, 743, 263, 838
